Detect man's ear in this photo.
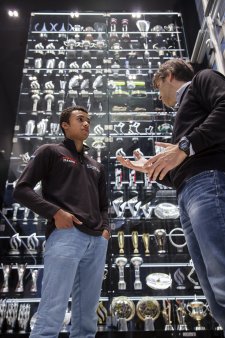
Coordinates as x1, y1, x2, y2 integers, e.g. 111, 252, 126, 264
61, 121, 69, 131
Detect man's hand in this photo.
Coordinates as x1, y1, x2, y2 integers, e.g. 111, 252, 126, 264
143, 142, 187, 181
116, 150, 149, 173
102, 229, 110, 240
53, 209, 82, 229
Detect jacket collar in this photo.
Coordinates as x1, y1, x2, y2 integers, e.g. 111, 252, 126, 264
63, 138, 90, 155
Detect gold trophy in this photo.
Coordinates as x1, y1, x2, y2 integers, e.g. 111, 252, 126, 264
97, 301, 108, 330
154, 229, 167, 254
142, 233, 150, 256
131, 231, 139, 255
111, 296, 135, 331
136, 297, 160, 331
175, 299, 188, 331
187, 297, 208, 330
117, 231, 125, 255
162, 299, 174, 331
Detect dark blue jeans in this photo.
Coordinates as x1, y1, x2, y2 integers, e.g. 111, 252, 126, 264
178, 170, 225, 333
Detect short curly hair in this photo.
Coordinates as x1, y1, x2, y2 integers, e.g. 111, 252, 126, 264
153, 59, 194, 89
59, 106, 89, 135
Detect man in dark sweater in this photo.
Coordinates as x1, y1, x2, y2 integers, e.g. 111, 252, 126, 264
117, 59, 225, 333
14, 106, 110, 338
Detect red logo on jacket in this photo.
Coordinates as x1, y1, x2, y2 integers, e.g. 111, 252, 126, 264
62, 156, 78, 165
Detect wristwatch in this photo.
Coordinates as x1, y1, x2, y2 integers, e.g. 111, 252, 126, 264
178, 136, 190, 156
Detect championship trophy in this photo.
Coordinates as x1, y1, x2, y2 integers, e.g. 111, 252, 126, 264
0, 264, 12, 293
26, 233, 39, 254
34, 42, 44, 72
112, 196, 126, 218
17, 303, 30, 333
12, 203, 20, 222
9, 233, 22, 255
131, 231, 139, 255
109, 18, 119, 46
45, 42, 56, 73
129, 170, 137, 190
169, 227, 187, 253
93, 22, 106, 41
30, 269, 39, 293
162, 299, 174, 331
15, 263, 27, 293
130, 256, 143, 290
44, 81, 55, 114
142, 233, 150, 256
61, 308, 71, 332
141, 202, 153, 219
97, 301, 108, 329
174, 268, 186, 290
92, 138, 106, 163
30, 79, 41, 114
117, 231, 125, 255
187, 297, 208, 330
114, 168, 123, 190
146, 272, 172, 290
0, 299, 7, 332
154, 202, 179, 219
121, 19, 130, 46
127, 196, 141, 219
115, 256, 127, 290
175, 299, 188, 331
154, 229, 167, 254
37, 119, 48, 137
136, 20, 150, 39
136, 297, 160, 331
187, 265, 201, 290
5, 302, 19, 333
111, 296, 135, 331
64, 38, 77, 58
25, 120, 35, 137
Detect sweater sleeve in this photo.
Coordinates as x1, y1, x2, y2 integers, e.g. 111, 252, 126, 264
13, 145, 60, 220
187, 69, 225, 153
98, 164, 110, 233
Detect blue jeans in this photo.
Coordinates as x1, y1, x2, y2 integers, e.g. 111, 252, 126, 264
30, 227, 108, 338
178, 170, 225, 332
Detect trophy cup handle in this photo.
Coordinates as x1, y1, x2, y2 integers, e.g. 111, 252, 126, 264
202, 304, 208, 315
186, 304, 192, 315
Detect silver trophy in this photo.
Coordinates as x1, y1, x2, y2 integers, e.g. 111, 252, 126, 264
37, 119, 48, 137
111, 296, 135, 331
15, 263, 27, 293
131, 256, 143, 290
162, 299, 174, 331
136, 20, 150, 38
174, 268, 186, 290
26, 233, 39, 254
9, 233, 22, 255
0, 264, 12, 293
92, 138, 106, 163
0, 299, 7, 332
25, 120, 35, 136
44, 81, 55, 113
129, 170, 137, 190
30, 269, 39, 293
127, 196, 141, 218
114, 168, 123, 190
176, 300, 188, 331
187, 297, 207, 330
12, 203, 20, 222
141, 202, 154, 218
5, 301, 19, 333
30, 79, 41, 114
136, 297, 160, 331
17, 303, 31, 333
154, 229, 167, 254
61, 308, 71, 332
115, 256, 127, 290
112, 196, 126, 218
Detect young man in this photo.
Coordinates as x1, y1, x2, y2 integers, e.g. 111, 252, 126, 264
13, 106, 110, 338
117, 59, 225, 333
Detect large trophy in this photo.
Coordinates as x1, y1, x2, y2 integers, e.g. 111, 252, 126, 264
187, 297, 208, 330
111, 296, 135, 331
130, 256, 143, 290
0, 264, 12, 293
15, 263, 27, 293
136, 297, 160, 331
115, 256, 127, 290
162, 299, 174, 331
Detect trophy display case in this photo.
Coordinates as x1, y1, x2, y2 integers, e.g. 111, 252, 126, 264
0, 11, 223, 336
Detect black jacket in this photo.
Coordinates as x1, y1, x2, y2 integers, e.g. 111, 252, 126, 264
13, 138, 109, 238
162, 69, 225, 192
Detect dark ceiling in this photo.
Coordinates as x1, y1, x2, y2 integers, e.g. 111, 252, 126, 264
0, 0, 201, 204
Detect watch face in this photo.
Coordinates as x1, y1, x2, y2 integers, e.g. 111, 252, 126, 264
179, 139, 190, 155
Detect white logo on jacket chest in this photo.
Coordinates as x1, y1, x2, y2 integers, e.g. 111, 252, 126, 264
86, 164, 100, 173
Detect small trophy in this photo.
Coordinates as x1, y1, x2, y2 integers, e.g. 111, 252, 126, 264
187, 266, 201, 290
121, 19, 130, 45
115, 256, 127, 290
154, 229, 167, 254
114, 168, 123, 190
174, 268, 186, 290
30, 269, 39, 293
97, 301, 108, 327
162, 299, 174, 331
141, 202, 154, 218
15, 263, 27, 293
91, 138, 106, 163
175, 300, 188, 331
129, 170, 137, 190
26, 233, 39, 254
111, 296, 135, 331
30, 79, 41, 114
61, 308, 71, 332
0, 264, 12, 293
5, 302, 19, 333
17, 303, 30, 333
187, 296, 208, 330
142, 233, 150, 256
136, 20, 150, 38
131, 231, 139, 255
131, 256, 143, 290
117, 231, 125, 255
44, 81, 55, 114
112, 197, 126, 218
127, 196, 141, 219
9, 233, 22, 255
136, 297, 160, 331
0, 299, 7, 332
109, 18, 119, 45
12, 203, 20, 222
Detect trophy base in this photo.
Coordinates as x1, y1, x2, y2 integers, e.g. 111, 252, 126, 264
118, 318, 128, 331
195, 326, 206, 330
118, 282, 126, 290
8, 250, 20, 255
165, 324, 174, 331
134, 282, 142, 290
177, 324, 188, 331
144, 318, 155, 331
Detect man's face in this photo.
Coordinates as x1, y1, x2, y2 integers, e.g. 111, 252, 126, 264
62, 110, 90, 141
157, 76, 177, 108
